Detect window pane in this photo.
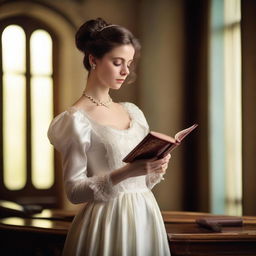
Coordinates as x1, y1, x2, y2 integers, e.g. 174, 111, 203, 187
2, 24, 27, 190
210, 0, 242, 215
224, 0, 242, 215
209, 0, 226, 214
31, 77, 54, 189
3, 74, 26, 190
30, 30, 52, 75
2, 25, 26, 73
30, 29, 54, 189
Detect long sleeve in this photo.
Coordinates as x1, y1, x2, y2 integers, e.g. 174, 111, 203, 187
126, 103, 165, 190
146, 172, 165, 190
47, 110, 117, 204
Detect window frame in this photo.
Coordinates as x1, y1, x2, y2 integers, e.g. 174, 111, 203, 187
0, 15, 60, 208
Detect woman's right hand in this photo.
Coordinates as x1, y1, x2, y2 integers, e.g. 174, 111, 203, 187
126, 154, 171, 178
110, 154, 171, 185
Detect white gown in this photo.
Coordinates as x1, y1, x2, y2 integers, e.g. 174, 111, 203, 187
48, 102, 171, 256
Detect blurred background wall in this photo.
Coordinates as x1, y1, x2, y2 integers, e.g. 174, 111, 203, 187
0, 0, 255, 216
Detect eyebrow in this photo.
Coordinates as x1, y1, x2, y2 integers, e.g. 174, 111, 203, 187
112, 57, 133, 63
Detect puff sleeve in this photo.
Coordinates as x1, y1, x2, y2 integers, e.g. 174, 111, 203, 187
47, 110, 117, 204
126, 103, 165, 189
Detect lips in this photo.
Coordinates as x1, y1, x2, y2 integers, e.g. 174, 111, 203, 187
116, 79, 125, 83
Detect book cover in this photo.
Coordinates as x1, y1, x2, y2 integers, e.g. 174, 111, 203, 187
122, 124, 198, 163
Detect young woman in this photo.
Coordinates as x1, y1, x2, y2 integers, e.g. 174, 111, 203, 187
48, 17, 171, 256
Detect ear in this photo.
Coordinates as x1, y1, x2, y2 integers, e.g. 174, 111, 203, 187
89, 54, 96, 67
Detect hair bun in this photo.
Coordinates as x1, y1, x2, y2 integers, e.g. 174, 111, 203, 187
75, 18, 109, 52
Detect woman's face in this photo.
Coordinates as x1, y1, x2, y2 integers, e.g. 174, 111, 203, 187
93, 44, 135, 90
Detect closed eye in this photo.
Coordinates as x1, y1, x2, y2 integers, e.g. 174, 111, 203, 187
112, 58, 133, 69
113, 62, 122, 66
113, 62, 131, 70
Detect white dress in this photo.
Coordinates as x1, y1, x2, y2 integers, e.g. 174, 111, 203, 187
48, 102, 171, 256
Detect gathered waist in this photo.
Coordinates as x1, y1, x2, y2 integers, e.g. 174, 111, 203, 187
115, 187, 151, 195
85, 188, 155, 206
113, 176, 150, 195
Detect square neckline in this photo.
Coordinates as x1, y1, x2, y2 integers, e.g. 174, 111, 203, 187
69, 102, 134, 132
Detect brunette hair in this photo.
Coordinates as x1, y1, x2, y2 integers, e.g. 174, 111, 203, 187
75, 17, 141, 83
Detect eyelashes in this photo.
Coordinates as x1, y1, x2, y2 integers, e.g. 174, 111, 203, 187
113, 62, 131, 69
113, 62, 122, 66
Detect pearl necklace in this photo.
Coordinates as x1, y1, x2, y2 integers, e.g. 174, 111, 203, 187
83, 92, 112, 108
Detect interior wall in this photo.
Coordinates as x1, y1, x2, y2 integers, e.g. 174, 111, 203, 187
0, 0, 199, 212
138, 0, 186, 210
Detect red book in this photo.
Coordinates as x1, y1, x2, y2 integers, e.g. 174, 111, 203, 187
122, 124, 198, 163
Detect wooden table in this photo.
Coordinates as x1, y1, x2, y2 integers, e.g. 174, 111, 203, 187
0, 209, 73, 255
163, 211, 256, 256
0, 210, 256, 255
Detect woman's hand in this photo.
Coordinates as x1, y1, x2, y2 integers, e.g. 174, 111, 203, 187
129, 153, 171, 177
110, 154, 171, 185
157, 153, 171, 176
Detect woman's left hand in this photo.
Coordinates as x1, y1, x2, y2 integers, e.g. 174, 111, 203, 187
156, 153, 171, 175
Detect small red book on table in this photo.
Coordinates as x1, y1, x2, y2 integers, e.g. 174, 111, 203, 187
123, 124, 198, 163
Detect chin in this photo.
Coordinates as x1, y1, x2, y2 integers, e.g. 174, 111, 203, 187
110, 84, 123, 90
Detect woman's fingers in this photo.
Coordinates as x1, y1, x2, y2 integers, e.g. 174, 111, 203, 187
154, 166, 167, 174
162, 162, 168, 169
149, 159, 166, 170
148, 161, 169, 173
163, 154, 171, 162
131, 154, 171, 176
148, 162, 168, 174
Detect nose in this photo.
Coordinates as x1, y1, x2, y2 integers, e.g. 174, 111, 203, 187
120, 65, 129, 76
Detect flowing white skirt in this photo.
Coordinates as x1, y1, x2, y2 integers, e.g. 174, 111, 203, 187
63, 190, 171, 256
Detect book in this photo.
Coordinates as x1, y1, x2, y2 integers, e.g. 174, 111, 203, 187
195, 217, 243, 232
122, 124, 198, 163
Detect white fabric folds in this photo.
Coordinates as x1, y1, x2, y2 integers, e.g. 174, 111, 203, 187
48, 102, 170, 255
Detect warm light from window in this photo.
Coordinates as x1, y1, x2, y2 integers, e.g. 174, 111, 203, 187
2, 25, 27, 190
209, 0, 242, 215
30, 30, 52, 75
30, 30, 54, 189
224, 0, 242, 216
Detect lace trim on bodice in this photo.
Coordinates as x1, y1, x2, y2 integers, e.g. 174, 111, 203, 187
65, 102, 162, 200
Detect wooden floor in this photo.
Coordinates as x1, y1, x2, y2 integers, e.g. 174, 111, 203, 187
0, 209, 256, 255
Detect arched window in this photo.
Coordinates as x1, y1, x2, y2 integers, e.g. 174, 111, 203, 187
0, 16, 59, 208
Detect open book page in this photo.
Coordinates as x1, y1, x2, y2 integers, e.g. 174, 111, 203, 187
122, 133, 171, 163
123, 123, 198, 163
158, 124, 198, 158
150, 131, 176, 143
174, 124, 198, 142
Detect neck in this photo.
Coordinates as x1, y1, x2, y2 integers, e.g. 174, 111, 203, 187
84, 74, 110, 102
